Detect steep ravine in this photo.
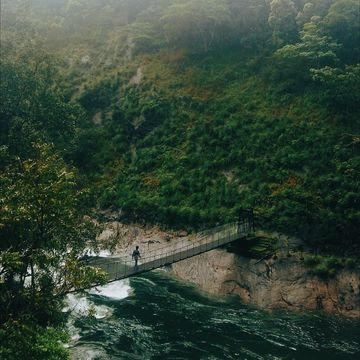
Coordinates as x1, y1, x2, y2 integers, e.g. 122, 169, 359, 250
97, 218, 360, 318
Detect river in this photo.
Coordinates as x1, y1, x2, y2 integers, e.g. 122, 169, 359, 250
66, 270, 359, 360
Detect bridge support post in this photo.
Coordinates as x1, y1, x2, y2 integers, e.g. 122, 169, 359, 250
237, 209, 255, 234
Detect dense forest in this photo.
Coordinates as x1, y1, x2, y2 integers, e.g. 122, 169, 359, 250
1, 0, 359, 358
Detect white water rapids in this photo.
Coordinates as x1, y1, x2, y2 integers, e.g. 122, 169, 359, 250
64, 250, 132, 359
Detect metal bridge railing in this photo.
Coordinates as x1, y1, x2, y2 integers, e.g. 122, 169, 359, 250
90, 222, 242, 266
89, 216, 253, 282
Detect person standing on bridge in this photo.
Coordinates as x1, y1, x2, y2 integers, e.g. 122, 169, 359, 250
132, 246, 141, 269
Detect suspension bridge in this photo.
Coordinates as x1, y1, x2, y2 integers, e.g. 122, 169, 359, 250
87, 211, 255, 284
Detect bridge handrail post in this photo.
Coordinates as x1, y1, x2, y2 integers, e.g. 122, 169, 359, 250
104, 263, 108, 280
251, 209, 255, 232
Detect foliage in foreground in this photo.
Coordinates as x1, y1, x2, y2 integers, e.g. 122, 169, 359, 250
0, 49, 105, 357
0, 320, 69, 360
0, 143, 105, 358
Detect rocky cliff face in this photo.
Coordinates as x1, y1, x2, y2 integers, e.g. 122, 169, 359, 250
171, 249, 360, 318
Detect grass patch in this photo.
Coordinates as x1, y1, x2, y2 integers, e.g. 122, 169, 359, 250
304, 254, 359, 279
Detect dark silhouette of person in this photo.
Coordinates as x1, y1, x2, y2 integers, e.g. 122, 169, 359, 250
132, 246, 141, 269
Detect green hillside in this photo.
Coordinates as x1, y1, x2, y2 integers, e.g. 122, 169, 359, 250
2, 0, 359, 250
58, 0, 358, 251
90, 52, 359, 250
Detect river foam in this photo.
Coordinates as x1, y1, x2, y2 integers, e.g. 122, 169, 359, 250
65, 248, 133, 357
88, 278, 131, 300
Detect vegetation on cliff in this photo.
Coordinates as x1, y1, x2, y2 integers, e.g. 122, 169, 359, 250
21, 0, 357, 250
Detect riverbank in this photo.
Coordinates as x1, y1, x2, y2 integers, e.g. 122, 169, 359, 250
95, 216, 360, 318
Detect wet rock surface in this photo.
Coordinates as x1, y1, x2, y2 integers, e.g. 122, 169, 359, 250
172, 250, 360, 318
